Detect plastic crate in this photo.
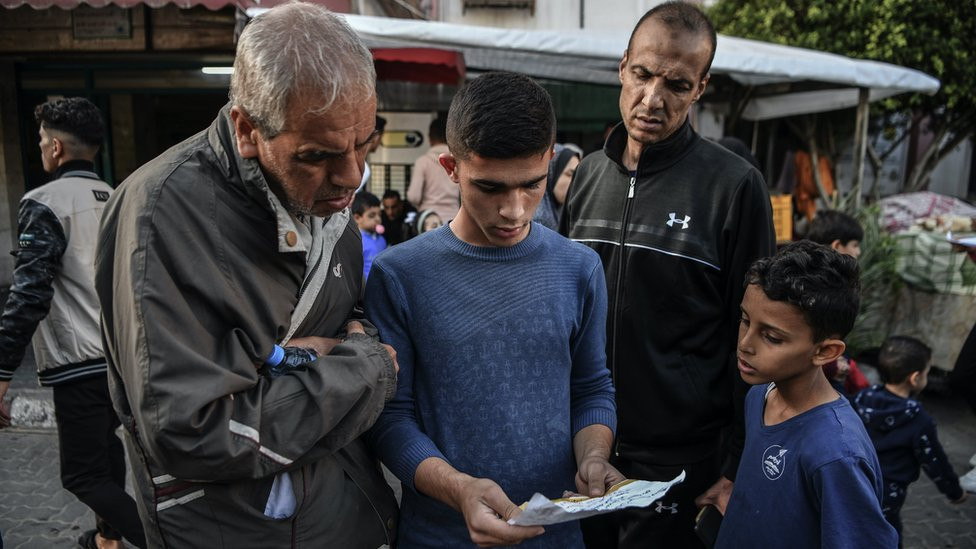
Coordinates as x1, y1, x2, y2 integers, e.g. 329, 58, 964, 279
770, 194, 793, 244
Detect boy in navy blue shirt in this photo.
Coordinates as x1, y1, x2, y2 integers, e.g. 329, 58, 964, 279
717, 241, 897, 548
854, 336, 967, 544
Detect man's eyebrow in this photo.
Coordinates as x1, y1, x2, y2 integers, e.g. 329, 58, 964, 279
356, 129, 380, 148
632, 63, 692, 85
471, 173, 547, 188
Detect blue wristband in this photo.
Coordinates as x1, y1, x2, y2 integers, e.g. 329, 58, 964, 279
265, 344, 285, 367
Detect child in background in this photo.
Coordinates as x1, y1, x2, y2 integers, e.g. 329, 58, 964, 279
415, 209, 443, 235
717, 241, 896, 548
353, 191, 386, 279
806, 209, 871, 397
854, 336, 967, 545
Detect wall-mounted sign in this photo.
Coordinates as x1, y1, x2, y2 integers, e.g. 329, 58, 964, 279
72, 6, 132, 40
382, 130, 425, 149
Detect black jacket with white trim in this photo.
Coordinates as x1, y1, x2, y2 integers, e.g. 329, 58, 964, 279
0, 160, 111, 386
560, 120, 775, 477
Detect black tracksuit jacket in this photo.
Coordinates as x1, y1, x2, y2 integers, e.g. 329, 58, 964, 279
560, 120, 775, 477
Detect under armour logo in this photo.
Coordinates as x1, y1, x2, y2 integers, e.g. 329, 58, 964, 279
666, 212, 691, 229
655, 501, 678, 515
333, 263, 343, 278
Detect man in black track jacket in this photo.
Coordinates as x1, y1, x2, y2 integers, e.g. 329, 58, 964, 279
560, 3, 775, 547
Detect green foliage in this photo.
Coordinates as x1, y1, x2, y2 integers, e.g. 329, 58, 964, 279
708, 0, 976, 141
846, 204, 901, 355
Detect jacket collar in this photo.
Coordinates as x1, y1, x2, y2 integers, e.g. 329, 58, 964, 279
603, 117, 699, 177
53, 159, 98, 180
207, 104, 345, 254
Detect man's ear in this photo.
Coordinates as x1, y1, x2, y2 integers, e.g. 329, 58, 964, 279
230, 106, 261, 159
51, 136, 63, 159
813, 338, 846, 366
618, 50, 629, 84
694, 73, 711, 102
830, 239, 845, 253
438, 153, 459, 184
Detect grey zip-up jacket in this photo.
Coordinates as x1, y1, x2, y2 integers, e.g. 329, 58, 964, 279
0, 161, 111, 385
95, 106, 398, 548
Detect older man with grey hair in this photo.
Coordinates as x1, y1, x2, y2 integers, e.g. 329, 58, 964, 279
95, 3, 399, 547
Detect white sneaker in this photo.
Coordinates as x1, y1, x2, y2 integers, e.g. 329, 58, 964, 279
961, 468, 976, 493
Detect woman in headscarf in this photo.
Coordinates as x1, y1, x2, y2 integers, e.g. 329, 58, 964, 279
534, 144, 581, 230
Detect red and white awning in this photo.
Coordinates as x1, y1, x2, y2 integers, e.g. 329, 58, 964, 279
0, 0, 348, 11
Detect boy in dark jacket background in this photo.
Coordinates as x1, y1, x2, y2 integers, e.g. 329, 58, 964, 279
854, 336, 967, 544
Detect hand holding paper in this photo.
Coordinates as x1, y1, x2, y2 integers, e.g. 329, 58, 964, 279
508, 471, 686, 527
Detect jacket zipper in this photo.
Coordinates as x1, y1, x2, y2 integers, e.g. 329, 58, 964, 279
296, 228, 326, 302
611, 176, 636, 457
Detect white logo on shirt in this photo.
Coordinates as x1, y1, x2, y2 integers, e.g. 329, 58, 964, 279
762, 445, 789, 480
666, 212, 691, 229
655, 501, 678, 514
333, 263, 343, 278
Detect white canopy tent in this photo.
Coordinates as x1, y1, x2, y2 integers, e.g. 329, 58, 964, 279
324, 13, 940, 121
245, 10, 940, 120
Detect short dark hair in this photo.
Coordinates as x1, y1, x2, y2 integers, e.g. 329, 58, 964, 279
807, 210, 864, 246
446, 72, 555, 160
429, 114, 447, 144
745, 240, 861, 342
382, 189, 402, 201
34, 97, 105, 148
352, 191, 380, 216
627, 1, 717, 79
877, 335, 932, 384
375, 115, 387, 132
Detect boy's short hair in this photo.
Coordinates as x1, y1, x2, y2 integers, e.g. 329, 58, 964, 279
352, 191, 380, 216
745, 240, 861, 342
382, 189, 401, 201
446, 72, 555, 160
877, 335, 932, 384
807, 210, 864, 246
34, 97, 105, 148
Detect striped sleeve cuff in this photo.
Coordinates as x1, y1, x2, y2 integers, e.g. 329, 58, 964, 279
391, 437, 447, 493
572, 405, 618, 438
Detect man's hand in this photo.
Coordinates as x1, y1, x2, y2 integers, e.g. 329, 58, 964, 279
572, 424, 620, 497
0, 380, 11, 429
286, 336, 342, 357
694, 476, 734, 515
346, 320, 399, 375
456, 476, 545, 547
415, 457, 543, 547
575, 455, 626, 498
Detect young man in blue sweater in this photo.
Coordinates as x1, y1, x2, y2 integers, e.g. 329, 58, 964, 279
364, 72, 620, 548
716, 241, 897, 548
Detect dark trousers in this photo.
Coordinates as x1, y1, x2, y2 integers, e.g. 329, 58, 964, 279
881, 481, 907, 548
582, 451, 722, 549
53, 375, 146, 547
951, 322, 976, 416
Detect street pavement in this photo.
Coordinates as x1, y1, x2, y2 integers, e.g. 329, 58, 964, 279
1, 356, 974, 548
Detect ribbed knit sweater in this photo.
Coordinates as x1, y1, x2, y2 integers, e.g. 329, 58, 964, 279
364, 222, 616, 548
